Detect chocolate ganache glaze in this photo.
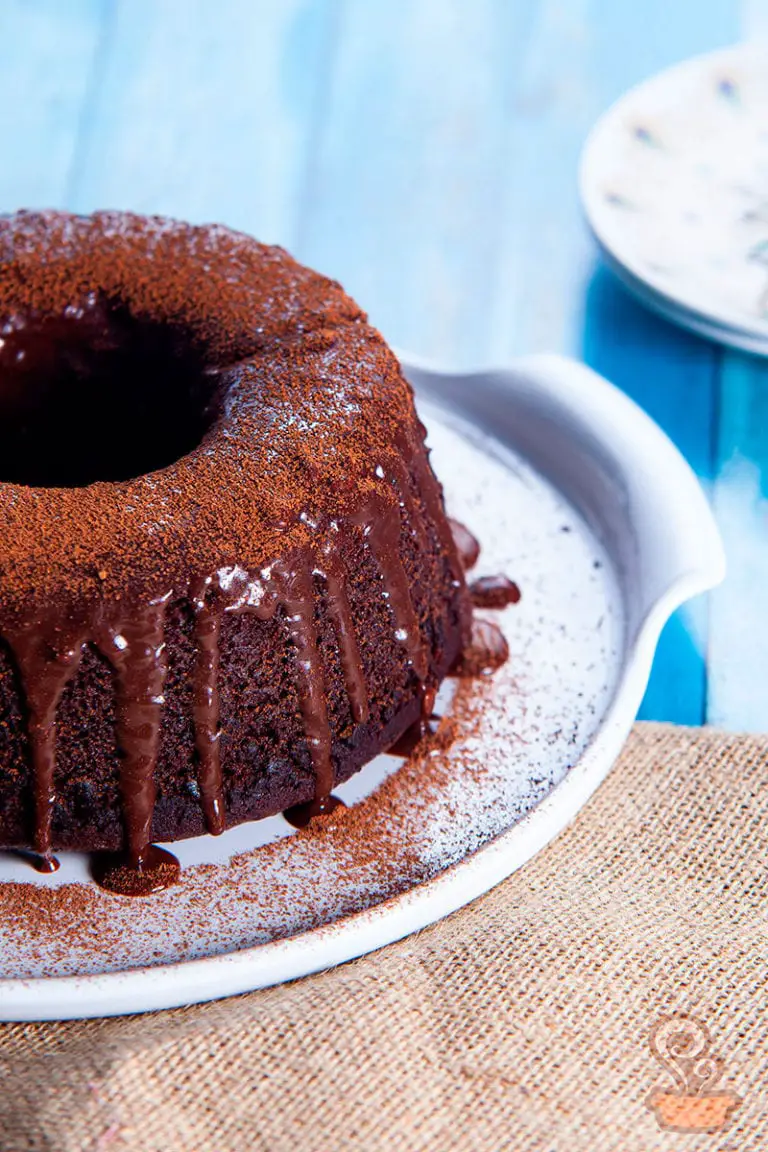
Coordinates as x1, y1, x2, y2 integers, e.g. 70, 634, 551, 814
0, 211, 483, 887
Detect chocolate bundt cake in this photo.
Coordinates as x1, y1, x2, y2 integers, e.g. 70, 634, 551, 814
0, 211, 472, 880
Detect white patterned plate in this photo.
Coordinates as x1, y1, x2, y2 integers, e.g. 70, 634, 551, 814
0, 355, 724, 1020
580, 44, 768, 353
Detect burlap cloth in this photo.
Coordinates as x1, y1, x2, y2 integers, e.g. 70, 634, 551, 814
1, 721, 765, 1150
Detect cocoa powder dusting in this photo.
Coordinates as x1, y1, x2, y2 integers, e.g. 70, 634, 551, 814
0, 211, 418, 616
0, 675, 501, 976
233, 680, 476, 910
0, 879, 133, 973
91, 845, 181, 897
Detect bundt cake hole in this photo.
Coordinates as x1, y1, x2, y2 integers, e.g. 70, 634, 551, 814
0, 299, 223, 488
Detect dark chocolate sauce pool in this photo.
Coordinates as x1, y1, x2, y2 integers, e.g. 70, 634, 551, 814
451, 618, 510, 677
449, 518, 480, 571
91, 844, 181, 897
284, 793, 346, 830
469, 574, 521, 609
10, 849, 60, 874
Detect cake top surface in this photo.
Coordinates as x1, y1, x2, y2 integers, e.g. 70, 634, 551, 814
0, 212, 416, 621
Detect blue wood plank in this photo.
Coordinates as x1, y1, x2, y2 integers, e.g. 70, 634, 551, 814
294, 0, 735, 367
490, 0, 737, 361
702, 0, 768, 729
478, 0, 761, 729
295, 0, 540, 364
67, 0, 335, 247
709, 352, 768, 731
0, 0, 108, 209
487, 0, 603, 361
579, 0, 737, 724
583, 270, 717, 725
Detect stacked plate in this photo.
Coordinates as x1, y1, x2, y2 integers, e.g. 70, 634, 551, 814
580, 44, 768, 355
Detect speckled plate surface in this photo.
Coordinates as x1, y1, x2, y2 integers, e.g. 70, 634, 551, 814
0, 354, 724, 1020
580, 44, 768, 353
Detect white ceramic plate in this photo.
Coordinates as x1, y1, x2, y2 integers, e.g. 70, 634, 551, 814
580, 44, 768, 354
0, 354, 724, 1020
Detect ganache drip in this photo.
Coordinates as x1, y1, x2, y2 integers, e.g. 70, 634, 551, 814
351, 493, 428, 680
1, 432, 476, 887
277, 555, 336, 814
190, 577, 226, 836
5, 620, 84, 863
410, 435, 474, 641
93, 595, 172, 869
386, 683, 439, 758
320, 545, 369, 726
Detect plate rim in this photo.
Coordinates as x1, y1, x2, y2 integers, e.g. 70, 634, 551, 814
579, 41, 768, 352
593, 238, 768, 356
0, 353, 725, 1020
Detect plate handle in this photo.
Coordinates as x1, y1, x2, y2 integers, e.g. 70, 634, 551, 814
401, 351, 725, 650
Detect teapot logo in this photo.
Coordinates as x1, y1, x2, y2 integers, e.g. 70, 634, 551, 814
645, 1015, 741, 1133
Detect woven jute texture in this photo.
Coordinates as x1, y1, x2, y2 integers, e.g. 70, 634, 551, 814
0, 722, 765, 1151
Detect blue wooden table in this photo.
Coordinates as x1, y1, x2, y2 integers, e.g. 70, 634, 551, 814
2, 0, 766, 729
